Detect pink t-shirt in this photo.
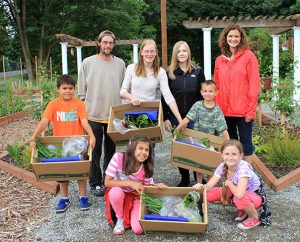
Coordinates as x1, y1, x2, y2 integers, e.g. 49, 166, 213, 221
105, 152, 154, 192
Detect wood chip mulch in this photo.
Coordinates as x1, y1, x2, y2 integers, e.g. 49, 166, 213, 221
0, 170, 52, 241
0, 117, 52, 241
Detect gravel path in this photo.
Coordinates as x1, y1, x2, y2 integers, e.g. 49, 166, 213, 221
1, 117, 300, 241
32, 130, 300, 242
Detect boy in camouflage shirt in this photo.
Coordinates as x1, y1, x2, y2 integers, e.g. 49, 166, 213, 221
176, 80, 230, 183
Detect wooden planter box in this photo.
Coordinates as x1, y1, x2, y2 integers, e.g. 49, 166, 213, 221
0, 111, 27, 127
0, 151, 59, 195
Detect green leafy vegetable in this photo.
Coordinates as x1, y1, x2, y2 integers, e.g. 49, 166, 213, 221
141, 192, 163, 213
174, 129, 183, 140
36, 140, 63, 160
201, 137, 210, 148
183, 191, 201, 208
124, 114, 157, 128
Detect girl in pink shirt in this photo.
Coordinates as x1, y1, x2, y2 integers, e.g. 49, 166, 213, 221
104, 134, 166, 235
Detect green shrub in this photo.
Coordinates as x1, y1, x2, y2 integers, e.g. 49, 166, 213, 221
264, 130, 300, 167
0, 83, 25, 117
19, 145, 32, 169
7, 143, 22, 162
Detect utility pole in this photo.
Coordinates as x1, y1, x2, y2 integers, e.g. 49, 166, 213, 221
161, 0, 167, 69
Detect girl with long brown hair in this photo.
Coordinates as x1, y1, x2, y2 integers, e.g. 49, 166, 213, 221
193, 140, 271, 229
104, 134, 166, 235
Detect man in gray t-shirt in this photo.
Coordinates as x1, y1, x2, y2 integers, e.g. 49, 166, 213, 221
78, 30, 125, 196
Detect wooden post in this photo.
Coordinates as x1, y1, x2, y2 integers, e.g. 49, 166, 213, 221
258, 104, 263, 126
161, 0, 167, 69
50, 57, 53, 82
20, 58, 23, 86
35, 56, 38, 85
2, 56, 5, 81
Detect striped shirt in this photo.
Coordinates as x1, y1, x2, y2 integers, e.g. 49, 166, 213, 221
105, 152, 154, 192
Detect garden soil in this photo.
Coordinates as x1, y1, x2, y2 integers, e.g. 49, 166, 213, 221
0, 117, 299, 242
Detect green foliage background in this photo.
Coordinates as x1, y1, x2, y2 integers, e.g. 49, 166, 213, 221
1, 0, 300, 76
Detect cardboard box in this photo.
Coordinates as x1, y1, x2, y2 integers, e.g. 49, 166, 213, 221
107, 101, 163, 145
139, 186, 207, 236
31, 135, 91, 181
172, 128, 225, 175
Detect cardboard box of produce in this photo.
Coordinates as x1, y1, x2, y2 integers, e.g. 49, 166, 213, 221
139, 186, 207, 236
172, 128, 225, 175
31, 135, 91, 181
107, 101, 163, 145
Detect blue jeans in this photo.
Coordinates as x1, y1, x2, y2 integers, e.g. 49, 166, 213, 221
225, 117, 254, 156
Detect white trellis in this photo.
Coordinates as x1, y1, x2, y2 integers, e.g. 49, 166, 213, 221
56, 34, 143, 77
183, 14, 300, 101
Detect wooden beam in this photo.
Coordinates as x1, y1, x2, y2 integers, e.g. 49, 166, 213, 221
183, 14, 300, 29
161, 0, 168, 69
56, 34, 143, 47
272, 167, 300, 192
268, 27, 292, 35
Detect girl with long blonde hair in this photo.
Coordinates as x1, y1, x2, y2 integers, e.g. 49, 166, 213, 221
161, 40, 206, 187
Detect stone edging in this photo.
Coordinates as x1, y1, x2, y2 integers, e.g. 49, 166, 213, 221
0, 151, 59, 195
0, 111, 27, 127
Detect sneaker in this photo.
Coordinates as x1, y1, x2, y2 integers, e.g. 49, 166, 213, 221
56, 198, 71, 213
113, 219, 125, 235
91, 186, 105, 196
235, 209, 248, 222
237, 217, 261, 230
79, 197, 91, 211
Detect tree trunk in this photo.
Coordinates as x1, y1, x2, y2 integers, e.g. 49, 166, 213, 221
6, 1, 34, 81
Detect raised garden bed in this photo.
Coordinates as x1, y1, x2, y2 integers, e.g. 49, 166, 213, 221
251, 112, 300, 192
0, 111, 27, 127
0, 151, 59, 195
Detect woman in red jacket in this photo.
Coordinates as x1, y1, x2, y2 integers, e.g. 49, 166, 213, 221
214, 24, 260, 162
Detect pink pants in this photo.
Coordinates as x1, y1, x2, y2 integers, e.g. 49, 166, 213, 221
108, 187, 143, 234
207, 187, 262, 209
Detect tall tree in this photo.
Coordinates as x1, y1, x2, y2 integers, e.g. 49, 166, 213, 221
0, 0, 70, 80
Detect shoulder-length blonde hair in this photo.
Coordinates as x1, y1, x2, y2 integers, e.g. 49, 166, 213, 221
135, 39, 160, 78
168, 41, 195, 80
218, 24, 249, 57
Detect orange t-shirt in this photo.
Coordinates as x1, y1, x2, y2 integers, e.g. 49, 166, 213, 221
43, 97, 87, 136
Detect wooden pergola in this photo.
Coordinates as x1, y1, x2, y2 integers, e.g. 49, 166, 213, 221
183, 14, 300, 32
56, 34, 143, 47
182, 14, 300, 101
56, 34, 143, 76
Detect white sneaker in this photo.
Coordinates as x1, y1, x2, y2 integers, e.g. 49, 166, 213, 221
113, 219, 125, 235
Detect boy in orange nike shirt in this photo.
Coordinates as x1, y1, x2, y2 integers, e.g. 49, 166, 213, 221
30, 74, 96, 213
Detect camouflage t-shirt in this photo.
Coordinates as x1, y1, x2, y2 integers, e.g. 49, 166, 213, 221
186, 100, 227, 136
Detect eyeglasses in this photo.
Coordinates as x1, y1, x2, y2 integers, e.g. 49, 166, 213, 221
101, 41, 114, 46
143, 49, 156, 54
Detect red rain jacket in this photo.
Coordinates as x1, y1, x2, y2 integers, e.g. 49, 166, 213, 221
214, 48, 260, 119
